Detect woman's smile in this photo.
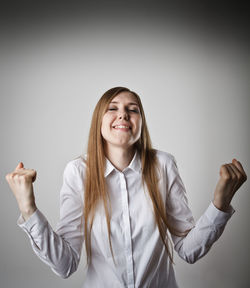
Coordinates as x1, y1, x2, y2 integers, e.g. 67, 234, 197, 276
101, 91, 142, 149
112, 124, 132, 132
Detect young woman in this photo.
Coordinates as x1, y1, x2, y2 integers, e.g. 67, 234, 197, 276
6, 87, 247, 287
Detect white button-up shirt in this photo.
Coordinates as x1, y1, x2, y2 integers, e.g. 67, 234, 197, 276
17, 150, 234, 287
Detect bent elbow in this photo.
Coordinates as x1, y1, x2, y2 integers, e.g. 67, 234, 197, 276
52, 268, 73, 279
184, 256, 198, 264
176, 239, 209, 264
53, 266, 76, 279
179, 253, 197, 264
179, 247, 208, 264
59, 273, 71, 279
52, 257, 79, 279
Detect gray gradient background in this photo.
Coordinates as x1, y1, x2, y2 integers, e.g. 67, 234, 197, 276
1, 1, 249, 287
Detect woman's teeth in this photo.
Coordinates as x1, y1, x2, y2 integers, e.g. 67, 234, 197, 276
114, 125, 130, 129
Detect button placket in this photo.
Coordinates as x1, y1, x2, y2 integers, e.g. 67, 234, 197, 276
120, 172, 135, 288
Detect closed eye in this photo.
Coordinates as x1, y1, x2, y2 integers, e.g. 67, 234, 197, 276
107, 107, 139, 113
128, 105, 140, 113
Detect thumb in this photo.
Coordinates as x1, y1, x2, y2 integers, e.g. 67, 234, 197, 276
15, 162, 24, 170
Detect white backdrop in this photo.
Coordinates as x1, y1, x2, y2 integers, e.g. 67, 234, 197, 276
1, 2, 249, 287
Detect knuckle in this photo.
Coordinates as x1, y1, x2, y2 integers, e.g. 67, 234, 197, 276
13, 173, 20, 179
23, 174, 30, 181
231, 174, 237, 181
222, 173, 230, 181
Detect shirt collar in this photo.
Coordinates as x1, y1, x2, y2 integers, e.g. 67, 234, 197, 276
104, 150, 142, 177
104, 157, 115, 178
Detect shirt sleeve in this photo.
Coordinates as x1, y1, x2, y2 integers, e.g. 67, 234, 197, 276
165, 155, 235, 264
17, 160, 85, 278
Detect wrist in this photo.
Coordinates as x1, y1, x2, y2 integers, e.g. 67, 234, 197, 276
19, 202, 37, 221
212, 197, 231, 212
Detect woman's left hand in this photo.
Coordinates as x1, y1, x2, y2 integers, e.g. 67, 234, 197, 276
213, 159, 247, 212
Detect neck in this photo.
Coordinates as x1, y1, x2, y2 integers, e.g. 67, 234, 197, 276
104, 145, 135, 172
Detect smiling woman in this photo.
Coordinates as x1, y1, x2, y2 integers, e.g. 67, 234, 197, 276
101, 91, 142, 151
101, 92, 142, 165
5, 87, 247, 287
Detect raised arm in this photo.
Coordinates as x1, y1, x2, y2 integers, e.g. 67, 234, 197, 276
5, 160, 85, 278
165, 156, 247, 264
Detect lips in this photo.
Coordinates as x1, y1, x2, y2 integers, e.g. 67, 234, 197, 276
112, 124, 132, 133
113, 125, 130, 129
112, 124, 131, 129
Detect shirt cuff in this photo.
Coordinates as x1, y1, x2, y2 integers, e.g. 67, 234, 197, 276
205, 201, 235, 226
17, 209, 48, 234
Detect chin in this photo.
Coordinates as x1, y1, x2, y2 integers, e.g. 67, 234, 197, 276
110, 141, 133, 149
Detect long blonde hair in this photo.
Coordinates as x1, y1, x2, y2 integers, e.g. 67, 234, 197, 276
84, 87, 181, 265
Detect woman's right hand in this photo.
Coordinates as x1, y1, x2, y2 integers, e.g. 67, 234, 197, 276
5, 162, 37, 221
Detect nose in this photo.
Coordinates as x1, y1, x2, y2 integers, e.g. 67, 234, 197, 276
118, 110, 129, 120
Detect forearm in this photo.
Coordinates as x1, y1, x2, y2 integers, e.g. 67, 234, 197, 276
18, 209, 82, 278
173, 202, 234, 264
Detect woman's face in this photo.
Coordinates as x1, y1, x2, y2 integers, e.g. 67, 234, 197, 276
101, 91, 142, 151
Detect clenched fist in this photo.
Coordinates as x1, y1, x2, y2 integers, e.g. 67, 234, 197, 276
213, 158, 247, 212
6, 162, 37, 221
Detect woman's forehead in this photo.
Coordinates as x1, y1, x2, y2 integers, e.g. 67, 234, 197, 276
111, 91, 138, 104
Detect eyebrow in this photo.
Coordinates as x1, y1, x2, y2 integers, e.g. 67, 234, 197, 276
109, 101, 139, 106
